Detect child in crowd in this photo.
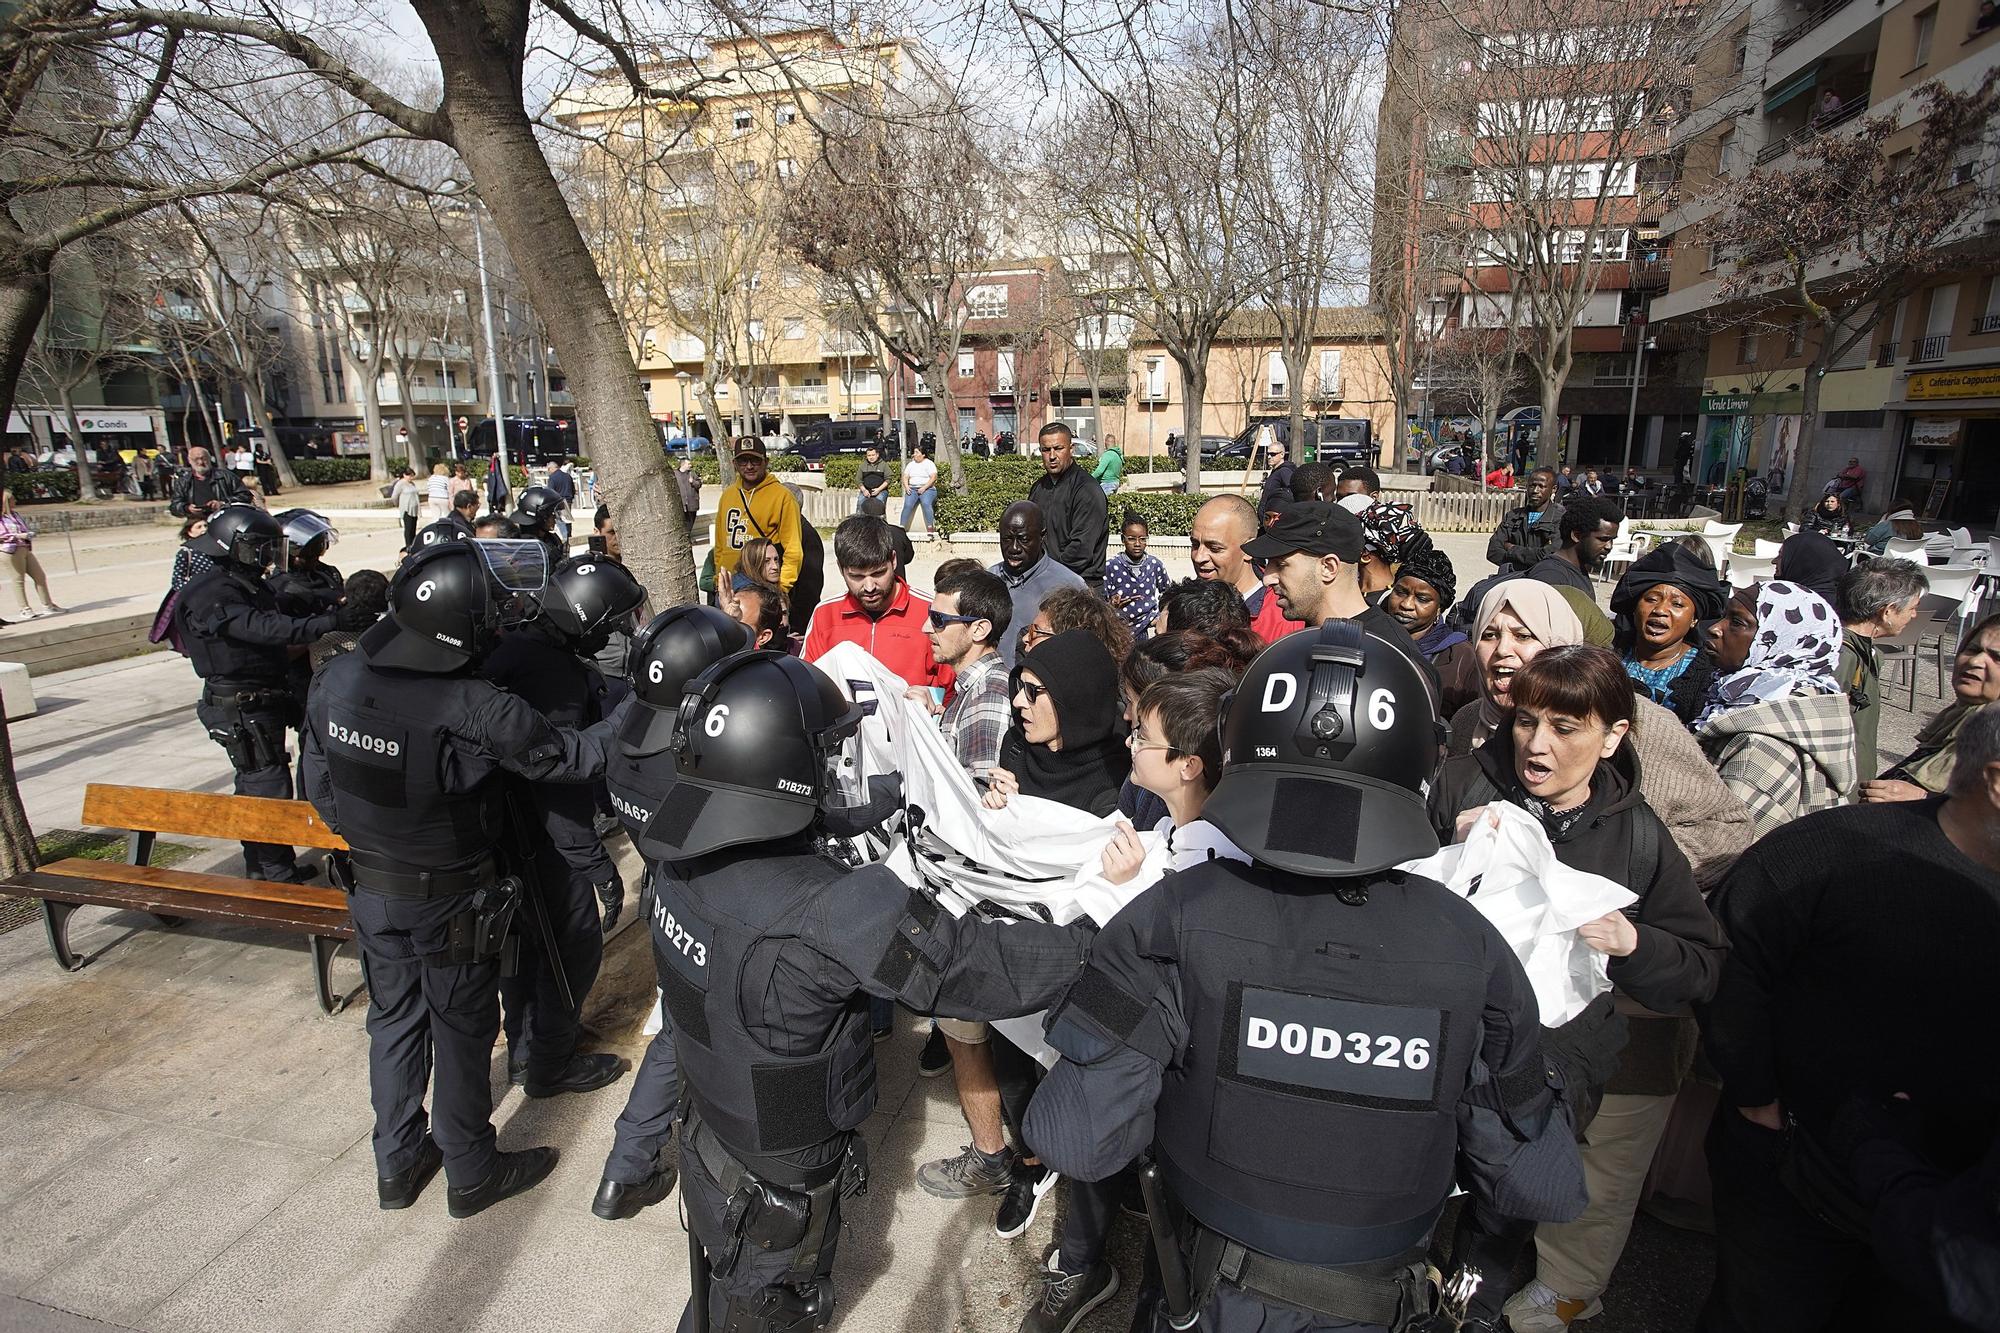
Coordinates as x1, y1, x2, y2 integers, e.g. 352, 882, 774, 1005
1102, 512, 1170, 645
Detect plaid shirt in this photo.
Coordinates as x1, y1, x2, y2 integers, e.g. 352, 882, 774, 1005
940, 649, 1011, 775
1699, 691, 1857, 840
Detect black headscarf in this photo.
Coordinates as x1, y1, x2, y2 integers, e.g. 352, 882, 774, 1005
1775, 531, 1846, 609
998, 629, 1131, 817
1609, 541, 1728, 643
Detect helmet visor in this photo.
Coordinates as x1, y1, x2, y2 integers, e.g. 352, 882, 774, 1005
820, 727, 874, 813
473, 538, 549, 626
280, 511, 338, 550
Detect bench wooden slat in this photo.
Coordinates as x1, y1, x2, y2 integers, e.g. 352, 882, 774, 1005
9, 869, 354, 938
36, 857, 350, 914
80, 784, 349, 852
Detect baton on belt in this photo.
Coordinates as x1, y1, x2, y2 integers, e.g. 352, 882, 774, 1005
688, 1222, 712, 1330
1137, 1157, 1199, 1330
501, 786, 575, 1013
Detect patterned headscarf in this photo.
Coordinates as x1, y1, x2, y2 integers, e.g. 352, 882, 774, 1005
1397, 546, 1458, 611
1359, 501, 1430, 567
1694, 580, 1843, 729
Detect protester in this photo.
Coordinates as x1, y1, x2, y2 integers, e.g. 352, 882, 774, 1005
983, 628, 1130, 818
1103, 512, 1170, 644
900, 442, 939, 537
1774, 531, 1847, 610
545, 457, 576, 540
1285, 462, 1335, 511
1803, 492, 1852, 538
856, 444, 890, 516
1695, 701, 2000, 1333
308, 569, 389, 673
1486, 460, 1517, 489
731, 536, 783, 597
1027, 422, 1108, 590
1698, 581, 1857, 836
170, 515, 214, 590
924, 562, 1014, 773
728, 582, 786, 651
1862, 613, 2000, 801
779, 482, 824, 636
1611, 543, 1728, 726
990, 500, 1085, 668
1456, 580, 1586, 749
1154, 576, 1257, 643
1530, 495, 1622, 597
1385, 546, 1480, 717
802, 515, 949, 690
1355, 498, 1430, 598
714, 437, 803, 597
1191, 494, 1302, 642
1487, 466, 1564, 574
0, 489, 61, 617
1431, 645, 1726, 1330
1244, 501, 1433, 681
168, 446, 250, 518
1334, 465, 1381, 503
1836, 559, 1928, 784
473, 514, 519, 538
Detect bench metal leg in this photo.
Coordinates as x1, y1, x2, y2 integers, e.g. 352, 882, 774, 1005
42, 900, 85, 972
312, 935, 347, 1016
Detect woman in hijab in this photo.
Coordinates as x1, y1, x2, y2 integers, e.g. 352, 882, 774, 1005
1449, 580, 1586, 754
1385, 546, 1480, 718
983, 628, 1131, 818
1773, 530, 1847, 610
1357, 500, 1429, 598
1610, 542, 1727, 726
1697, 580, 1857, 837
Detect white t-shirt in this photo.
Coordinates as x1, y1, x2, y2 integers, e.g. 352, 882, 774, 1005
903, 458, 937, 493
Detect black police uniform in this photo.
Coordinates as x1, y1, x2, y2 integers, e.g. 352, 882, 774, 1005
302, 648, 606, 1191
482, 620, 619, 1082
659, 840, 1086, 1331
175, 562, 336, 880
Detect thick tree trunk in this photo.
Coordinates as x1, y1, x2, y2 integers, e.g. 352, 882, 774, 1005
55, 386, 93, 499
235, 348, 299, 489
1789, 354, 1829, 525
357, 361, 389, 484
1179, 357, 1208, 496
1537, 365, 1563, 471
416, 4, 693, 604
0, 254, 54, 431
0, 711, 37, 879
1283, 342, 1308, 467
927, 355, 965, 488
697, 381, 732, 487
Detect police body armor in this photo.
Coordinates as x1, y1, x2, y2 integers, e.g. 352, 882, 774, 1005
606, 739, 674, 846
176, 566, 298, 690
651, 847, 877, 1180
1150, 858, 1491, 1272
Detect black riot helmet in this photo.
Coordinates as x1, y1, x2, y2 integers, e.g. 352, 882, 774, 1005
512, 485, 563, 533
638, 651, 866, 861
273, 508, 338, 565
618, 604, 752, 756
412, 518, 468, 549
540, 554, 646, 655
1203, 619, 1441, 878
358, 538, 549, 673
198, 503, 285, 571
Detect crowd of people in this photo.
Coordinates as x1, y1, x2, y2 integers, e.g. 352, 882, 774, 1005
153, 425, 1998, 1333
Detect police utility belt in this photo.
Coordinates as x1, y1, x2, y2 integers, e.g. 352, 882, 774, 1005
1187, 1226, 1437, 1331
684, 1103, 867, 1287
200, 682, 293, 711
330, 851, 519, 973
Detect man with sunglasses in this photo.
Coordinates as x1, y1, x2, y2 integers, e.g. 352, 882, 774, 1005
802, 514, 951, 692
924, 562, 1014, 774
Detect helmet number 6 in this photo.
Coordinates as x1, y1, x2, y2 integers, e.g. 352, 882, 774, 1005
1367, 688, 1396, 730
703, 703, 730, 737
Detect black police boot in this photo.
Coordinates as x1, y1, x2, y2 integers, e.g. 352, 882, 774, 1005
596, 879, 622, 934
445, 1146, 560, 1219
377, 1135, 443, 1210
591, 1162, 678, 1221
524, 1052, 628, 1098
507, 1046, 528, 1087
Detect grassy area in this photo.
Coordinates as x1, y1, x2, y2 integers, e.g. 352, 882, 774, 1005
1735, 517, 1787, 553
36, 828, 197, 867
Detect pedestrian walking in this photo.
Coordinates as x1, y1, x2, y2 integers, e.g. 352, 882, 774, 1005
0, 489, 61, 617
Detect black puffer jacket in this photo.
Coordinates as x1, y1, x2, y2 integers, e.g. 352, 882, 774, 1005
1428, 727, 1728, 1095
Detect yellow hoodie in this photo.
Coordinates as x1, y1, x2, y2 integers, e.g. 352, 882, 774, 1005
713, 475, 804, 593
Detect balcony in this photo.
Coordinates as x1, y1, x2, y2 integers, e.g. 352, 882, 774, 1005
1629, 254, 1671, 289
377, 384, 478, 407
547, 390, 575, 407
665, 338, 706, 362
783, 385, 829, 406
994, 380, 1016, 395
1912, 335, 1951, 363
1878, 342, 1898, 367
1976, 314, 2000, 336
1773, 0, 1857, 54
1754, 96, 1868, 166
820, 333, 868, 357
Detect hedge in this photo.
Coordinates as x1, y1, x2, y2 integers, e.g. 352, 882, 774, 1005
292, 458, 372, 485
12, 468, 79, 503
938, 488, 1209, 537
1126, 453, 1253, 473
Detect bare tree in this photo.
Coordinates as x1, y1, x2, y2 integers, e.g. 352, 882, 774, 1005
20, 229, 154, 498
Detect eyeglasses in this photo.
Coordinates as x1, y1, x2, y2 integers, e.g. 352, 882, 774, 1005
927, 609, 984, 630
1126, 731, 1176, 755
1020, 624, 1051, 648
1016, 681, 1049, 704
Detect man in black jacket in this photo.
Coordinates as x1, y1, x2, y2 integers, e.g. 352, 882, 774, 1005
1027, 422, 1108, 591
168, 447, 250, 518
1527, 494, 1623, 598
1487, 466, 1564, 574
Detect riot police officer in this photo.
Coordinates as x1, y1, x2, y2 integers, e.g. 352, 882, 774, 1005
511, 485, 567, 566
411, 488, 481, 550
592, 604, 750, 1222
1021, 621, 1616, 1333
483, 553, 646, 1097
269, 508, 344, 614
640, 650, 1091, 1331
302, 539, 610, 1217
174, 504, 365, 883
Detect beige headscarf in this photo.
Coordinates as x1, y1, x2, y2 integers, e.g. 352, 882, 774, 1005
1471, 579, 1587, 746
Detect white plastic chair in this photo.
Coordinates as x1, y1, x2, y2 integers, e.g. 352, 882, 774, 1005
1601, 518, 1647, 582
1727, 553, 1777, 588
1753, 538, 1784, 559
1913, 565, 1981, 697
1698, 521, 1742, 578
1884, 536, 1933, 565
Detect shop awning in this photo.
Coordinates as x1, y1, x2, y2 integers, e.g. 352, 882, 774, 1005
1765, 64, 1819, 114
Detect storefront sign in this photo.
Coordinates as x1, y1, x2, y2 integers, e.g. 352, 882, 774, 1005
1908, 417, 1964, 449
1907, 365, 2000, 401
74, 412, 155, 434
1701, 394, 1753, 414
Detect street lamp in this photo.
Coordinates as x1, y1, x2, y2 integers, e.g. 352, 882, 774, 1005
1621, 312, 1656, 477
676, 371, 692, 446
437, 180, 507, 467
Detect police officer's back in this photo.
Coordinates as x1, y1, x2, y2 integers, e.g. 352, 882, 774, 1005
512, 485, 566, 568
640, 651, 1091, 1331
303, 539, 609, 1218
1024, 621, 1605, 1333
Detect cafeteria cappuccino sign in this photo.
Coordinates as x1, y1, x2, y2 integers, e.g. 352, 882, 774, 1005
1907, 365, 2000, 401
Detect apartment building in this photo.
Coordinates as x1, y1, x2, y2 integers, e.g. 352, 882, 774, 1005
1373, 2, 1703, 471
1652, 0, 2000, 519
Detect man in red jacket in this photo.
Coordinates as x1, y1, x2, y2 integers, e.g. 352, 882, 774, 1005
803, 514, 953, 691
1190, 494, 1303, 644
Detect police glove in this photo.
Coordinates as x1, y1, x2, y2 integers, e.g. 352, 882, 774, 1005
1541, 992, 1627, 1120
333, 599, 378, 632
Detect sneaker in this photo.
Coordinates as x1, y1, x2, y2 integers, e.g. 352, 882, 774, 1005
916, 1143, 1015, 1199
1018, 1258, 1118, 1333
918, 1026, 952, 1078
1503, 1280, 1604, 1331
995, 1160, 1058, 1239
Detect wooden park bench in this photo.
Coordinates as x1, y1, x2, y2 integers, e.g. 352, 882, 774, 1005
2, 783, 357, 1014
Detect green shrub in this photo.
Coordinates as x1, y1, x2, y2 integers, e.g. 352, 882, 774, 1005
509, 465, 531, 492
1126, 454, 1252, 473
938, 487, 1210, 537
290, 458, 371, 485
822, 457, 861, 489
13, 468, 79, 503
384, 455, 411, 477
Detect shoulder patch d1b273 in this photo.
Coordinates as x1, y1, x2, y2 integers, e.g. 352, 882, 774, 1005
1229, 984, 1442, 1107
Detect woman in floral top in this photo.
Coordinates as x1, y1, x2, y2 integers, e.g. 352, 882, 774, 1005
1103, 512, 1170, 643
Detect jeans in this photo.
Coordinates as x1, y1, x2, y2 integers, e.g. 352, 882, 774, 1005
900, 489, 936, 533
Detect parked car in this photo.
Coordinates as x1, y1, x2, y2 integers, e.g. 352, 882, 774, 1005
1166, 433, 1240, 464
464, 415, 575, 465
1209, 417, 1375, 468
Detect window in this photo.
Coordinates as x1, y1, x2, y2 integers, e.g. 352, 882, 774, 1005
848, 370, 881, 393
1143, 357, 1166, 399
776, 158, 798, 179
1717, 126, 1741, 177
967, 283, 1009, 319
1317, 348, 1342, 394
619, 120, 641, 139
1736, 328, 1760, 364
996, 350, 1016, 390
1825, 410, 1886, 429
912, 373, 930, 396
1913, 6, 1936, 65
775, 105, 798, 126
732, 161, 758, 182
782, 318, 804, 340
1731, 28, 1748, 72
732, 108, 753, 133
956, 347, 975, 377
747, 320, 765, 342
